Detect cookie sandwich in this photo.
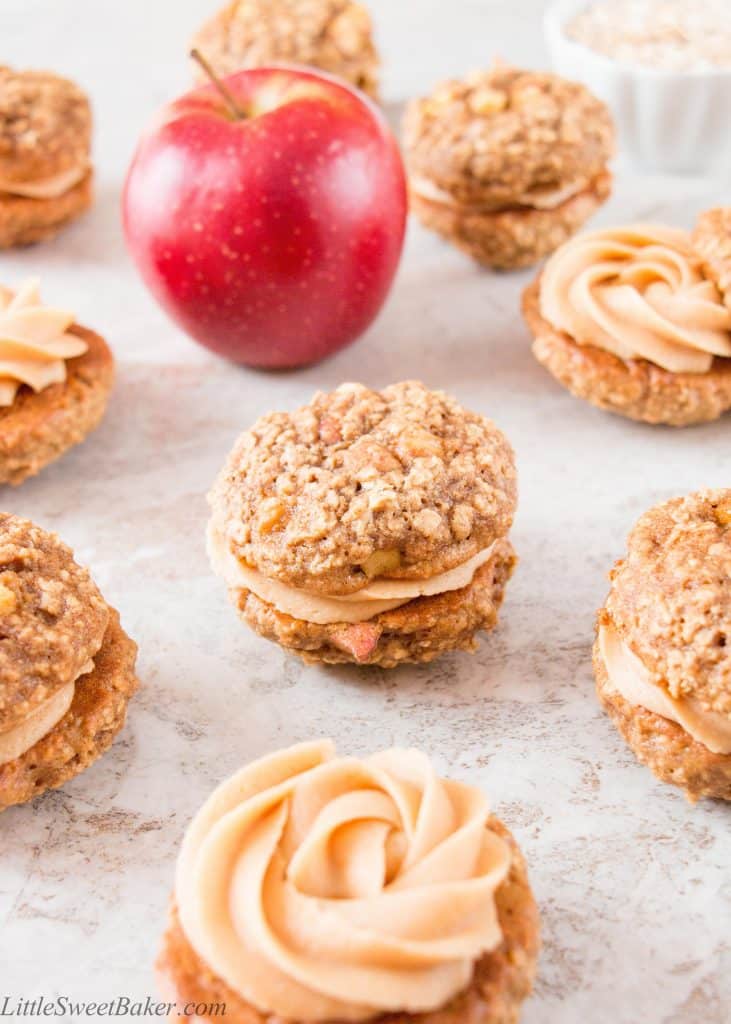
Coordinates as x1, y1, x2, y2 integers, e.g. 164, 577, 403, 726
0, 66, 93, 248
157, 740, 540, 1023
523, 214, 731, 425
403, 66, 614, 270
0, 280, 115, 486
207, 381, 517, 667
0, 514, 139, 811
594, 490, 731, 802
191, 0, 380, 100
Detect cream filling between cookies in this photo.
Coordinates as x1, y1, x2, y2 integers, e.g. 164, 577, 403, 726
0, 162, 88, 200
540, 224, 731, 374
410, 174, 590, 212
599, 623, 731, 755
0, 680, 76, 765
0, 279, 87, 407
175, 740, 512, 1021
207, 522, 496, 625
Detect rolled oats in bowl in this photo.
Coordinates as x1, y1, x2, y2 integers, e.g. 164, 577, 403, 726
566, 0, 731, 72
545, 0, 731, 174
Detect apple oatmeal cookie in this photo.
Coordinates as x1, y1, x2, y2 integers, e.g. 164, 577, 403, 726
208, 381, 518, 667
594, 490, 731, 802
0, 66, 93, 247
403, 67, 614, 269
0, 514, 139, 810
191, 0, 380, 100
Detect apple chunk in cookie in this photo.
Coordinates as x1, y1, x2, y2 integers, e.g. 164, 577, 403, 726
0, 279, 115, 485
207, 381, 518, 667
191, 0, 381, 100
403, 66, 614, 270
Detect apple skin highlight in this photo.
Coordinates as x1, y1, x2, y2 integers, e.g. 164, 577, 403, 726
123, 66, 408, 369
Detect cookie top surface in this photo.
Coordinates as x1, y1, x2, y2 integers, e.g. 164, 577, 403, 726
403, 66, 615, 206
692, 207, 731, 314
193, 0, 378, 90
0, 513, 109, 732
606, 490, 731, 716
209, 381, 517, 595
0, 67, 91, 185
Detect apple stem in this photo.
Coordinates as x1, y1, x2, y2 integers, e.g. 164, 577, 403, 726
190, 48, 247, 120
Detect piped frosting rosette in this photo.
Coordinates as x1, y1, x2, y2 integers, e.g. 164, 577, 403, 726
540, 225, 731, 373
175, 740, 512, 1021
0, 280, 86, 407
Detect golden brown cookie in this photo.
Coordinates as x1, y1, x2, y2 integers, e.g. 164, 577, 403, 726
403, 67, 614, 269
0, 67, 93, 248
208, 382, 518, 667
191, 0, 380, 100
594, 490, 731, 802
157, 739, 540, 1024
0, 324, 115, 486
0, 514, 139, 811
523, 277, 731, 426
232, 537, 516, 667
413, 173, 611, 272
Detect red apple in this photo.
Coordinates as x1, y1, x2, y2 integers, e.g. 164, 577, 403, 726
123, 66, 407, 368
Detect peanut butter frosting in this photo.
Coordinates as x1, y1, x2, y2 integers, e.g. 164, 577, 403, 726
0, 680, 75, 765
540, 225, 731, 374
208, 519, 497, 624
175, 740, 512, 1021
0, 162, 88, 199
599, 624, 731, 755
0, 280, 87, 407
410, 174, 591, 213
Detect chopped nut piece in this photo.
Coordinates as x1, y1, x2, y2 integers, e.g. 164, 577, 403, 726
451, 504, 475, 541
395, 426, 443, 460
0, 583, 16, 614
715, 504, 731, 526
367, 486, 398, 512
362, 549, 401, 578
257, 497, 285, 533
412, 508, 443, 538
344, 439, 400, 474
469, 87, 507, 115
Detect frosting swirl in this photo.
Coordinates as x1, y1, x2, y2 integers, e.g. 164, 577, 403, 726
0, 280, 87, 407
540, 225, 731, 373
176, 741, 511, 1020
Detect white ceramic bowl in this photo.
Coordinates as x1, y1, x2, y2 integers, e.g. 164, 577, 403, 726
544, 0, 731, 176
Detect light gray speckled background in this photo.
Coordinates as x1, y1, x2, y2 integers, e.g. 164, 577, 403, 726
0, 3, 729, 1022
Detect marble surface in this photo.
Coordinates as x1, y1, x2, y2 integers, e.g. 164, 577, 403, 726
1, 3, 731, 1022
